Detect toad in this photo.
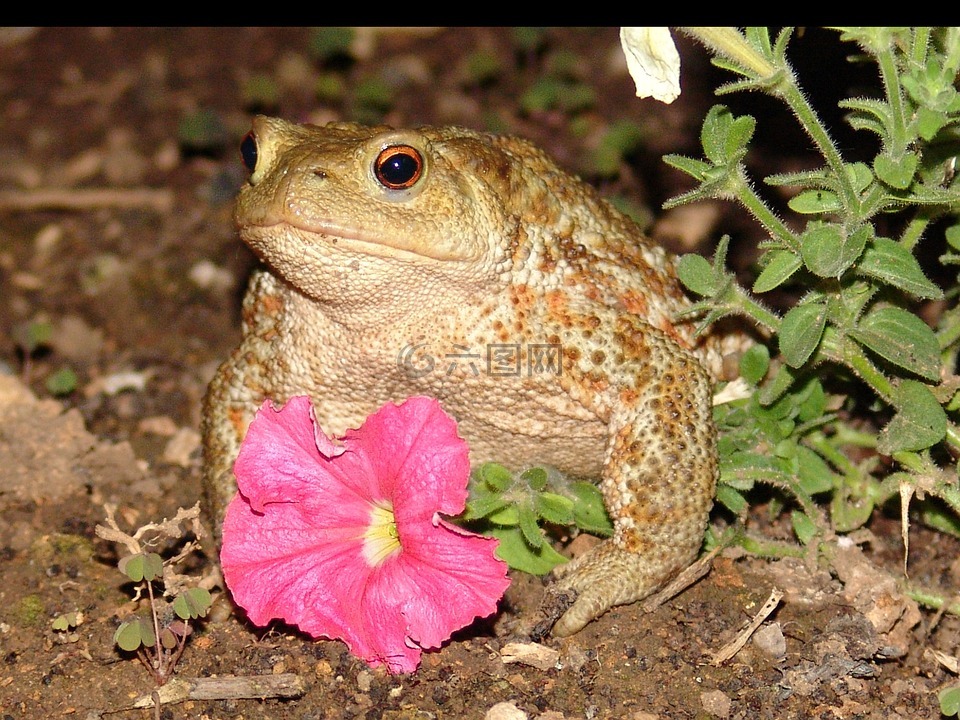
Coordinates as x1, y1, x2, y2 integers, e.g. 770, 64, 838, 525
202, 116, 734, 637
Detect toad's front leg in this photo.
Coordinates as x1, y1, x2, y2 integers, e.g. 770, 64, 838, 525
544, 319, 717, 637
201, 271, 287, 543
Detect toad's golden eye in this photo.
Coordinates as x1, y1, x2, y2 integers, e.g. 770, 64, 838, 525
240, 131, 259, 173
374, 145, 424, 190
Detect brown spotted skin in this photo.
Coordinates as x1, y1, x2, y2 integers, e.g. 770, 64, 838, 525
202, 115, 730, 636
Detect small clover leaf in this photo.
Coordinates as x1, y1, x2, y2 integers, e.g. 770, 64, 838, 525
119, 552, 164, 583
173, 588, 213, 620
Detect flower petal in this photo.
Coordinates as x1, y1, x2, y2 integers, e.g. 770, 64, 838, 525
390, 519, 509, 650
234, 397, 379, 513
344, 396, 471, 517
620, 27, 681, 103
221, 495, 371, 652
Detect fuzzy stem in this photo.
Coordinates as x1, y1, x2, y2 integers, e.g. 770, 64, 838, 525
681, 27, 778, 79
905, 584, 960, 615
875, 47, 910, 154
818, 332, 895, 403
736, 533, 806, 558
732, 284, 782, 333
776, 81, 859, 212
898, 214, 930, 251
910, 27, 930, 65
730, 167, 800, 252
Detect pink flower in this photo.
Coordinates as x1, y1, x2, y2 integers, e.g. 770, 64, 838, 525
220, 395, 510, 674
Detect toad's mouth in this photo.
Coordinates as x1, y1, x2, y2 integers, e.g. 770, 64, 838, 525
238, 217, 478, 264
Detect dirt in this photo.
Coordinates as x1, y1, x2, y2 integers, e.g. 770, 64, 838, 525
0, 26, 957, 720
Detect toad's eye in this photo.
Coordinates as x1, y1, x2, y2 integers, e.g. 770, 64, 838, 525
374, 145, 424, 190
240, 131, 258, 173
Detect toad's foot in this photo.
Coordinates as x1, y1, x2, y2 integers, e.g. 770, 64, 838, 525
535, 539, 674, 637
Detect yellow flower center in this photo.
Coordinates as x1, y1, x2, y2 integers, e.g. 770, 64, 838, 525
362, 501, 401, 566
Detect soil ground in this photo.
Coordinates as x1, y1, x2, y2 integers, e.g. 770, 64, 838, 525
0, 27, 957, 720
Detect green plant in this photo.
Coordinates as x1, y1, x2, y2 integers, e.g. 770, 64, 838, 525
662, 27, 960, 591
12, 317, 78, 396
308, 27, 355, 64
95, 504, 211, 686
461, 462, 612, 574
177, 108, 229, 155
943, 684, 960, 716
12, 318, 52, 383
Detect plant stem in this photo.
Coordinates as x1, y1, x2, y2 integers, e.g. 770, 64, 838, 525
874, 46, 909, 155
777, 82, 859, 214
732, 168, 800, 252
910, 27, 930, 65
898, 214, 930, 252
146, 580, 164, 680
680, 27, 778, 79
733, 285, 782, 333
905, 584, 960, 616
946, 423, 960, 456
737, 532, 806, 558
819, 332, 894, 403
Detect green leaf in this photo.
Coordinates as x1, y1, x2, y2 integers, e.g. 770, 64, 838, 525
795, 377, 827, 423
490, 526, 568, 575
916, 105, 950, 141
568, 482, 613, 536
878, 380, 947, 453
720, 452, 782, 490
831, 493, 875, 533
845, 162, 874, 194
758, 364, 798, 405
662, 153, 712, 181
838, 97, 891, 137
114, 616, 155, 652
939, 685, 960, 716
45, 367, 78, 396
947, 224, 960, 254
790, 510, 818, 544
173, 587, 212, 620
850, 306, 941, 381
521, 467, 548, 492
534, 492, 575, 526
463, 493, 511, 521
160, 628, 179, 650
800, 224, 867, 278
517, 506, 544, 549
487, 505, 519, 525
739, 344, 770, 385
114, 621, 143, 652
119, 552, 164, 583
676, 253, 719, 296
795, 446, 835, 495
715, 484, 748, 515
919, 500, 960, 538
874, 151, 918, 189
52, 613, 77, 631
753, 249, 802, 293
701, 106, 754, 165
779, 302, 827, 368
857, 237, 943, 299
788, 189, 842, 214
476, 462, 514, 492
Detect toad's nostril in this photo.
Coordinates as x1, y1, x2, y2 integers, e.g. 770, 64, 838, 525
312, 169, 328, 180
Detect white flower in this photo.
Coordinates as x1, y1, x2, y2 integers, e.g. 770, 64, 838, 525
619, 27, 681, 104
